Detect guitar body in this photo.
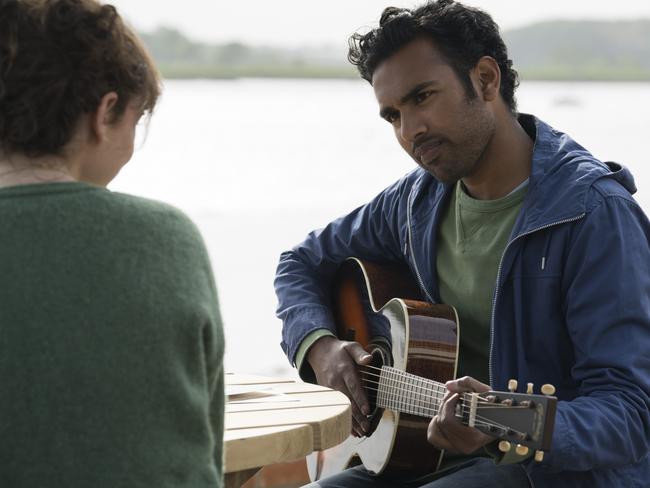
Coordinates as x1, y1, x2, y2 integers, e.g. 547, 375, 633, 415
307, 258, 461, 479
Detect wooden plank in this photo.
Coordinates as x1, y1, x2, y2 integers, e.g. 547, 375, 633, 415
224, 424, 313, 473
226, 405, 349, 430
227, 391, 349, 413
226, 404, 351, 451
225, 373, 296, 385
257, 382, 334, 394
227, 380, 333, 395
223, 374, 352, 477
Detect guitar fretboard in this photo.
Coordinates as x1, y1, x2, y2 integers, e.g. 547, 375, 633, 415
375, 366, 472, 421
377, 366, 442, 416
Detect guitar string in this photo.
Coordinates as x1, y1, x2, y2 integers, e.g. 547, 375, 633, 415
358, 367, 509, 410
359, 374, 520, 421
360, 378, 528, 434
362, 363, 500, 398
356, 365, 536, 435
358, 369, 493, 421
360, 379, 528, 434
359, 364, 531, 409
360, 382, 509, 432
358, 371, 489, 418
360, 382, 523, 435
359, 379, 513, 424
360, 364, 459, 399
361, 367, 483, 401
358, 371, 529, 426
357, 368, 531, 429
358, 368, 515, 409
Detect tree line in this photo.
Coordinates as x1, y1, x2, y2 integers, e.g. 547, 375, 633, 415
140, 19, 650, 80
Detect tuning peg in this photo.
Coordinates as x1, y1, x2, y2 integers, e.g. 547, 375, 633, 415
516, 444, 529, 456
541, 384, 556, 396
526, 382, 534, 394
508, 379, 518, 392
534, 450, 545, 462
498, 441, 512, 453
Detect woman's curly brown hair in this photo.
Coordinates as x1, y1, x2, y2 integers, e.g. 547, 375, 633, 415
0, 0, 161, 157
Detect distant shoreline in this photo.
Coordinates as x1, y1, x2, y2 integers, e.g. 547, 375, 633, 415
145, 19, 650, 83
158, 65, 650, 82
158, 64, 357, 80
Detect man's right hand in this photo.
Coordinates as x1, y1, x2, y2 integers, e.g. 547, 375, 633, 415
306, 335, 372, 437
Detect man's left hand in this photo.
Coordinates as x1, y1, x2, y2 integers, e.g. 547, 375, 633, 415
427, 376, 493, 454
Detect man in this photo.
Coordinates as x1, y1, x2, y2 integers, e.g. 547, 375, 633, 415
274, 1, 650, 486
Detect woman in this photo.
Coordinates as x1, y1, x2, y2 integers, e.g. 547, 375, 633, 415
0, 1, 224, 486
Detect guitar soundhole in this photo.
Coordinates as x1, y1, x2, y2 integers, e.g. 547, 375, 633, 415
363, 345, 390, 436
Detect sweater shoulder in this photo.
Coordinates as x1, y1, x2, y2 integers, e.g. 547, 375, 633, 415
94, 191, 205, 244
106, 191, 196, 225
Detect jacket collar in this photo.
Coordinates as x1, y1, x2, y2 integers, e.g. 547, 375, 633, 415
410, 114, 636, 237
513, 114, 635, 235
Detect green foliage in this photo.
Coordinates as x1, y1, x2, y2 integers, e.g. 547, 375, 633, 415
139, 21, 650, 80
504, 20, 650, 80
140, 27, 208, 64
156, 63, 357, 79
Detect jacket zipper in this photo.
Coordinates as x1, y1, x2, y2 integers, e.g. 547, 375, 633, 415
406, 188, 436, 304
488, 213, 585, 387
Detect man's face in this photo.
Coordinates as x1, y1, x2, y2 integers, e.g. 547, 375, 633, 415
372, 37, 495, 184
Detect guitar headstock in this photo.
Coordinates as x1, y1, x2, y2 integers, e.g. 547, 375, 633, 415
460, 380, 557, 460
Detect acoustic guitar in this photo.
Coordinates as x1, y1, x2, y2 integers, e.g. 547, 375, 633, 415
307, 257, 557, 481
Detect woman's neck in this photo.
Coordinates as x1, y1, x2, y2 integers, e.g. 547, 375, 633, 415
0, 154, 77, 188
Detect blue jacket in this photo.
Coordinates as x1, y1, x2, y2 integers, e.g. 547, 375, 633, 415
274, 115, 650, 487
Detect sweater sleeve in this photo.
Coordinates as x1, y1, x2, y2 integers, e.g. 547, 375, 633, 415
174, 210, 226, 484
540, 195, 650, 473
198, 243, 226, 483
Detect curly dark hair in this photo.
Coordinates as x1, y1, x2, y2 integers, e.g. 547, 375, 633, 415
348, 0, 519, 112
0, 0, 161, 158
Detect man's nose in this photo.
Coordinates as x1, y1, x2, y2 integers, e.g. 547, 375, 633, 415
400, 112, 427, 143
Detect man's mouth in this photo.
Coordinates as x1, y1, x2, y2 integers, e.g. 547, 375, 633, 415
413, 139, 442, 165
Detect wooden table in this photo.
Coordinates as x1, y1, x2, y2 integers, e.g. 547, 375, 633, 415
224, 373, 351, 487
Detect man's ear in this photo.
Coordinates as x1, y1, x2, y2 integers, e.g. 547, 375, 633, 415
91, 92, 119, 143
474, 56, 500, 102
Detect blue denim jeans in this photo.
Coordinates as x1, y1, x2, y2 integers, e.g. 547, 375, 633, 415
304, 457, 532, 488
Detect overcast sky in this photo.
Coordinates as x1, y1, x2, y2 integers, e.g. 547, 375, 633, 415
109, 0, 650, 46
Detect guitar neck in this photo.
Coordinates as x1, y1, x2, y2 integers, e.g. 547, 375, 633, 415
374, 366, 474, 421
368, 365, 557, 453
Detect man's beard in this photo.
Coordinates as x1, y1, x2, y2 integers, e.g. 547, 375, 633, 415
422, 102, 495, 185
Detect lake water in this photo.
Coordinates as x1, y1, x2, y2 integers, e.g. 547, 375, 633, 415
110, 79, 650, 377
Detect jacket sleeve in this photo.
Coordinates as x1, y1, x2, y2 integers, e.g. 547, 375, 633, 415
546, 194, 650, 472
274, 175, 415, 365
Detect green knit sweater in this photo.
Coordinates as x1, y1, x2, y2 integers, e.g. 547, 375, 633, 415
0, 182, 224, 487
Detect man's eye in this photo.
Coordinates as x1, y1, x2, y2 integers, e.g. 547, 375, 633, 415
414, 91, 433, 104
385, 112, 400, 124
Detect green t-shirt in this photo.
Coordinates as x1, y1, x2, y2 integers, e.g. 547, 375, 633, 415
296, 181, 528, 384
0, 182, 224, 487
436, 180, 527, 385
